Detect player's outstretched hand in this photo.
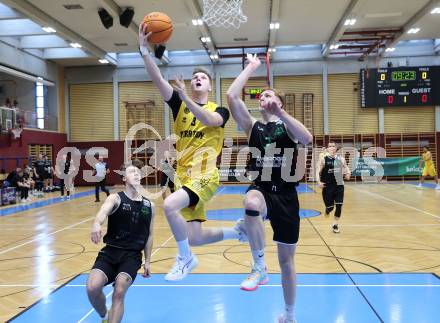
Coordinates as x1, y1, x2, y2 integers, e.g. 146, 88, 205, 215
142, 263, 151, 278
246, 53, 261, 69
138, 23, 153, 47
90, 222, 102, 244
173, 75, 189, 101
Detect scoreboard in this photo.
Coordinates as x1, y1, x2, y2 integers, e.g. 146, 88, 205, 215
360, 66, 440, 107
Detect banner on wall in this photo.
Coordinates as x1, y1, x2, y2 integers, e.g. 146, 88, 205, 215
352, 157, 421, 176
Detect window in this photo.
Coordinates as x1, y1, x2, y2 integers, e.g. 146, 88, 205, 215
35, 82, 45, 129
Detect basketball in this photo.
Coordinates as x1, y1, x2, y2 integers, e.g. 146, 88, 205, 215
142, 12, 173, 44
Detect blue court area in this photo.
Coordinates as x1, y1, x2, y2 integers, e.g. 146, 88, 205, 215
215, 183, 314, 195
0, 189, 96, 216
9, 273, 440, 323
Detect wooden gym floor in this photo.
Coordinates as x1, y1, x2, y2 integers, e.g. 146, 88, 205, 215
0, 182, 439, 322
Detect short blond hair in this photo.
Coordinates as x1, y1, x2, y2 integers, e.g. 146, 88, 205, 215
192, 67, 212, 83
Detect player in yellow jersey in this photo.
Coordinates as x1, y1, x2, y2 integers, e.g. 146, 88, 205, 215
139, 25, 247, 281
418, 146, 440, 189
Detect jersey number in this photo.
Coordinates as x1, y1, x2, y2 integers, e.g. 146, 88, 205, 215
191, 117, 197, 126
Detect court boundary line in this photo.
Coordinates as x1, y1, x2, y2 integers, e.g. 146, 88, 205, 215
0, 216, 95, 255
5, 274, 81, 323
75, 234, 174, 323
6, 272, 439, 321
306, 218, 385, 323
0, 188, 97, 217
351, 185, 440, 220
3, 284, 440, 288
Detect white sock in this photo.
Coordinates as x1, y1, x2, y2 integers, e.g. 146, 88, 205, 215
284, 304, 295, 321
252, 249, 265, 269
177, 238, 191, 259
222, 228, 240, 240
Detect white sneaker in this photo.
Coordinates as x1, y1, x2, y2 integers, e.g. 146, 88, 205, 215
234, 218, 248, 243
20, 198, 26, 203
240, 265, 268, 291
417, 183, 423, 188
165, 254, 198, 281
435, 185, 440, 190
66, 196, 71, 200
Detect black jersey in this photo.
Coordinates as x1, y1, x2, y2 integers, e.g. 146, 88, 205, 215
103, 192, 152, 251
33, 159, 45, 176
248, 120, 298, 192
320, 155, 344, 185
44, 160, 52, 174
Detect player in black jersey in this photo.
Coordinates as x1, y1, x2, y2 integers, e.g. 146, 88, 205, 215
87, 159, 155, 323
316, 142, 350, 233
33, 153, 45, 196
227, 54, 312, 323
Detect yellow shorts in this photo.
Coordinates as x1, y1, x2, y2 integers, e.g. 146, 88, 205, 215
174, 169, 219, 222
422, 166, 437, 177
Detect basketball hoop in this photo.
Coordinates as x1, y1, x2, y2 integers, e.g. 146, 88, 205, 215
11, 127, 22, 139
202, 0, 247, 28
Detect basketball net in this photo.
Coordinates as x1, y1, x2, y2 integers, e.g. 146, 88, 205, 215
11, 127, 22, 139
202, 0, 247, 28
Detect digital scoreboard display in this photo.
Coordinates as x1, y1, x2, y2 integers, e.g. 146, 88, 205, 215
360, 66, 440, 107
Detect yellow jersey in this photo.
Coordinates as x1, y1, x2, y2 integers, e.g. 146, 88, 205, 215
422, 152, 433, 167
168, 92, 228, 176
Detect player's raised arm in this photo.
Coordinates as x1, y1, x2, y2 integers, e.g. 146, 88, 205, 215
226, 53, 260, 135
138, 24, 173, 101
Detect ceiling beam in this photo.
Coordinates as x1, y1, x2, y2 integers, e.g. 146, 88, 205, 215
20, 35, 69, 49
0, 36, 20, 47
434, 39, 440, 54
0, 3, 23, 20
0, 64, 54, 86
101, 0, 169, 65
268, 0, 280, 49
0, 0, 117, 65
44, 48, 90, 59
0, 19, 47, 36
380, 0, 440, 56
184, 0, 217, 63
322, 0, 361, 57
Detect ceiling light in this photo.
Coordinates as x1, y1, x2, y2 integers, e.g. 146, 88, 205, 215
42, 27, 56, 33
201, 37, 211, 43
407, 28, 420, 34
192, 19, 203, 26
269, 22, 280, 30
209, 54, 219, 60
99, 59, 109, 64
385, 47, 395, 52
344, 18, 356, 26
70, 42, 82, 48
329, 44, 340, 50
268, 48, 276, 52
430, 7, 440, 14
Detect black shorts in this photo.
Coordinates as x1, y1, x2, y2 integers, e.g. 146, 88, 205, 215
91, 245, 142, 284
247, 184, 300, 245
160, 171, 175, 193
322, 184, 344, 207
